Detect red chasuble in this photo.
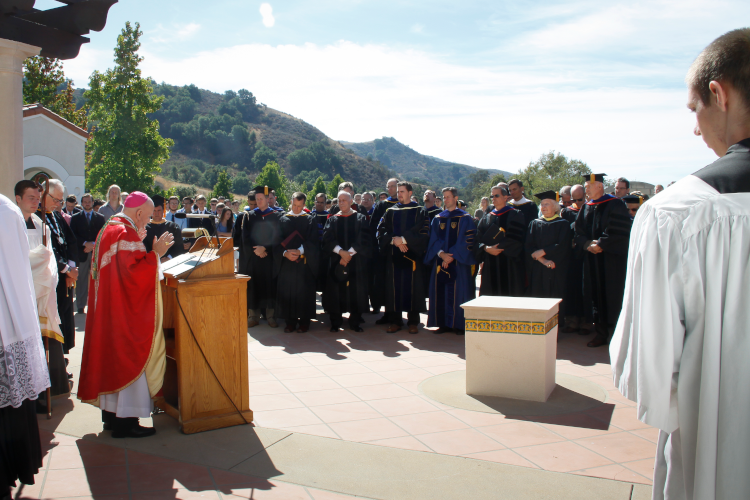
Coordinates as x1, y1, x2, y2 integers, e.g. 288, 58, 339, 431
77, 215, 165, 405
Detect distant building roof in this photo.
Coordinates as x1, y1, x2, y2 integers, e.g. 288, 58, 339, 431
22, 103, 89, 140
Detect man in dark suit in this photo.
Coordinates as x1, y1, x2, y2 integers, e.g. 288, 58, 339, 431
70, 193, 106, 314
63, 195, 82, 216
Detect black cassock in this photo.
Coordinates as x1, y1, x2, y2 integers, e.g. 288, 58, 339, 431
273, 213, 319, 322
369, 197, 398, 310
240, 208, 283, 311
573, 195, 632, 326
37, 210, 77, 353
525, 217, 572, 317
376, 203, 430, 314
322, 212, 371, 321
560, 206, 584, 320
143, 220, 185, 259
475, 207, 526, 297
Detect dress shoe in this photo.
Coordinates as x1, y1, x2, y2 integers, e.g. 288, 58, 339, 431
247, 320, 259, 328
351, 326, 364, 332
297, 327, 309, 333
77, 308, 85, 314
386, 324, 401, 334
587, 334, 608, 348
268, 319, 279, 328
112, 424, 156, 439
284, 326, 295, 333
408, 325, 419, 334
330, 326, 341, 332
375, 317, 389, 325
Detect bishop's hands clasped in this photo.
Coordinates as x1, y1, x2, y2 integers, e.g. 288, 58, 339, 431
153, 231, 175, 258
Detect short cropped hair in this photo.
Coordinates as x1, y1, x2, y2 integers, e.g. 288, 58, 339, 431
81, 193, 93, 202
397, 181, 413, 193
441, 186, 458, 197
210, 198, 218, 203
560, 186, 572, 196
93, 199, 105, 209
508, 179, 523, 188
14, 180, 40, 198
196, 195, 206, 201
338, 181, 354, 192
66, 195, 77, 203
616, 177, 630, 189
315, 192, 326, 201
293, 192, 307, 201
247, 192, 256, 200
687, 28, 750, 107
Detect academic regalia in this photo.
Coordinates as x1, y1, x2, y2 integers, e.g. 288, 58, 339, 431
422, 204, 444, 290
573, 193, 631, 335
376, 202, 430, 325
560, 204, 585, 325
369, 197, 398, 311
240, 207, 283, 316
25, 215, 70, 402
322, 211, 371, 330
611, 139, 750, 500
525, 216, 571, 314
311, 209, 329, 293
78, 212, 166, 423
232, 210, 247, 272
329, 202, 367, 217
273, 212, 319, 329
424, 209, 476, 330
475, 206, 526, 296
36, 209, 78, 354
143, 220, 185, 260
0, 195, 49, 496
507, 196, 539, 228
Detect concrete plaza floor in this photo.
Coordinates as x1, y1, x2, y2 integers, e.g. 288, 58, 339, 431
14, 299, 655, 500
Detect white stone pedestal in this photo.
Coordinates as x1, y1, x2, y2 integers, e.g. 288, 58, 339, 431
0, 39, 41, 200
461, 296, 561, 403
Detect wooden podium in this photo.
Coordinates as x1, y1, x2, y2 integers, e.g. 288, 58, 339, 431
157, 236, 253, 434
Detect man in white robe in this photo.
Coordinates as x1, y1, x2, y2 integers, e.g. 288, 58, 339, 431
610, 28, 750, 500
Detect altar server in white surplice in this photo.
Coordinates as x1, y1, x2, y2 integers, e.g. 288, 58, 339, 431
610, 28, 750, 500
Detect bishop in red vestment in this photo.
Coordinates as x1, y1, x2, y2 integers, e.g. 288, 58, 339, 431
77, 192, 174, 438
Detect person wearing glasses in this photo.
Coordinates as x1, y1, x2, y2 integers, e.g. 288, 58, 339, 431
560, 184, 587, 334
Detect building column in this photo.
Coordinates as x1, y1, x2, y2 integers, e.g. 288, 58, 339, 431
0, 38, 40, 200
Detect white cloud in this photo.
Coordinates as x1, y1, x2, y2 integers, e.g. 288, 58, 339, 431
123, 40, 714, 185
260, 3, 275, 28
148, 22, 201, 44
410, 23, 425, 35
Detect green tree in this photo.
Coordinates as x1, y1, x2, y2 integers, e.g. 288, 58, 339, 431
174, 185, 198, 201
252, 143, 277, 171
327, 174, 345, 199
210, 171, 233, 199
23, 56, 87, 129
232, 171, 252, 195
254, 161, 290, 208
85, 22, 173, 194
515, 151, 590, 195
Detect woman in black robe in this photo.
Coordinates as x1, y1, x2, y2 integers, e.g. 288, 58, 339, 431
273, 194, 319, 333
525, 191, 572, 322
322, 193, 371, 332
474, 187, 526, 297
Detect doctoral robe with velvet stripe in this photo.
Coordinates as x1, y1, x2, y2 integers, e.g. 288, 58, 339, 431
322, 212, 371, 316
240, 208, 283, 311
611, 140, 750, 500
376, 202, 430, 313
424, 209, 476, 329
573, 194, 631, 325
525, 217, 571, 315
273, 212, 319, 321
475, 207, 526, 297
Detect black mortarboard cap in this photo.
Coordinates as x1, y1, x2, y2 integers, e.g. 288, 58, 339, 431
622, 194, 644, 205
583, 173, 606, 184
151, 194, 165, 207
534, 190, 560, 202
253, 185, 270, 196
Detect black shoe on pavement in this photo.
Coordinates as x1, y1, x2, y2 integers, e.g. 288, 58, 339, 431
112, 424, 156, 439
375, 317, 389, 325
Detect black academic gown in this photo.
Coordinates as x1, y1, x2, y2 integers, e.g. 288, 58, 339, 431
369, 197, 398, 310
475, 207, 526, 297
560, 206, 584, 319
311, 210, 329, 293
37, 210, 78, 354
143, 220, 186, 259
273, 212, 319, 322
525, 217, 572, 318
376, 202, 430, 314
509, 200, 539, 228
574, 195, 632, 326
422, 205, 443, 289
240, 208, 283, 311
322, 212, 371, 320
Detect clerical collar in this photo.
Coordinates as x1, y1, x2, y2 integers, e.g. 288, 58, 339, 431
586, 194, 617, 205
542, 214, 561, 221
509, 196, 532, 206
491, 206, 513, 216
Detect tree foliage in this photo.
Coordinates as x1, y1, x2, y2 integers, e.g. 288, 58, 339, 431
85, 22, 173, 193
287, 141, 342, 178
327, 174, 345, 199
514, 151, 591, 195
23, 56, 87, 129
232, 172, 252, 195
252, 143, 278, 171
210, 170, 233, 199
254, 161, 291, 208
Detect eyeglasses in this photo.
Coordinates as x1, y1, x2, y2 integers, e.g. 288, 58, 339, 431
491, 194, 503, 198
48, 194, 64, 204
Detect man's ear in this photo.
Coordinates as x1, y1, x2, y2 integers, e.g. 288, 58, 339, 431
709, 80, 729, 111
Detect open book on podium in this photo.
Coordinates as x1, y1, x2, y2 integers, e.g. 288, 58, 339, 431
156, 236, 253, 434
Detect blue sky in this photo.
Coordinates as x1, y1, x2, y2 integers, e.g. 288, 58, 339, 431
41, 0, 750, 184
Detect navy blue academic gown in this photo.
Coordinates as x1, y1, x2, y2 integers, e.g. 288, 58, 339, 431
424, 209, 477, 329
